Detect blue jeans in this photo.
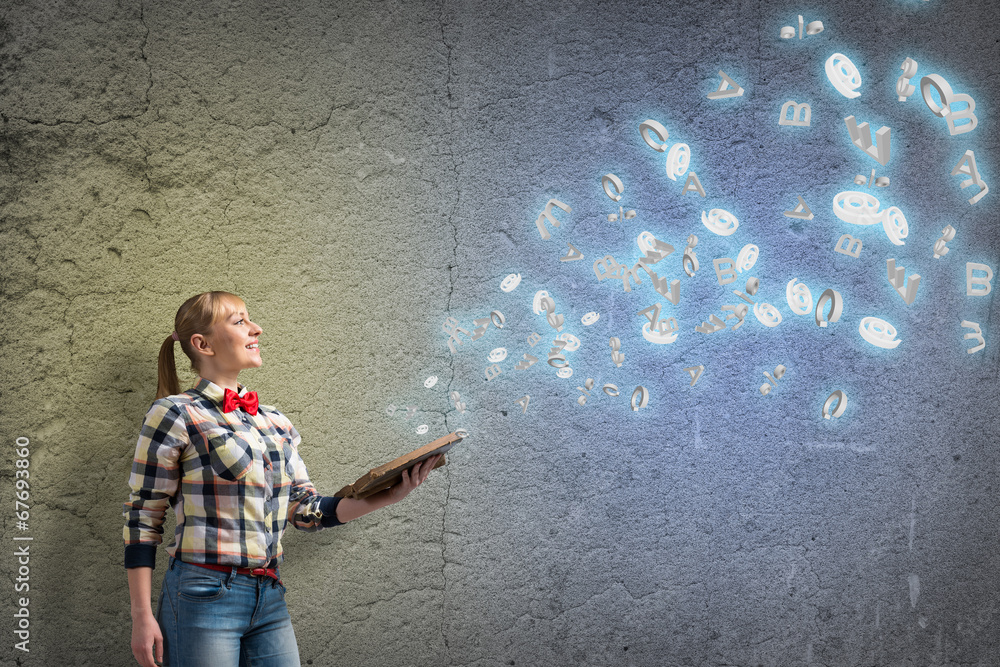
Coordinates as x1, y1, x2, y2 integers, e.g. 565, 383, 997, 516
156, 557, 300, 667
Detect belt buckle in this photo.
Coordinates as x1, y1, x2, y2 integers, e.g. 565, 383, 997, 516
250, 567, 268, 577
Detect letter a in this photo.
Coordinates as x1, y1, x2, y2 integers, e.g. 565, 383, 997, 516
682, 172, 706, 197
834, 234, 862, 258
966, 262, 994, 296
951, 150, 989, 205
783, 196, 814, 220
535, 199, 571, 240
707, 70, 745, 99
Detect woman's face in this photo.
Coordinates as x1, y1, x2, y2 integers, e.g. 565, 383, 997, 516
201, 302, 263, 373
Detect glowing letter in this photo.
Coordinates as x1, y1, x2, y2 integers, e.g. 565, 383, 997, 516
845, 116, 891, 166
786, 278, 813, 315
833, 191, 881, 225
682, 172, 706, 197
631, 386, 649, 411
666, 143, 691, 181
951, 150, 988, 205
784, 196, 814, 220
933, 225, 955, 259
702, 209, 739, 236
859, 317, 901, 349
835, 234, 863, 258
753, 303, 782, 328
514, 353, 538, 370
961, 321, 985, 354
826, 53, 862, 99
713, 258, 738, 286
535, 199, 572, 240
966, 263, 994, 296
683, 365, 704, 386
560, 242, 584, 262
707, 70, 744, 99
639, 119, 669, 151
896, 57, 918, 101
920, 74, 978, 135
814, 288, 843, 327
779, 101, 811, 126
822, 390, 848, 419
602, 173, 625, 202
887, 259, 921, 305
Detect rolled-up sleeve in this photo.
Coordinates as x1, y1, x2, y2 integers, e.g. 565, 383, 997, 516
122, 399, 185, 569
284, 422, 343, 531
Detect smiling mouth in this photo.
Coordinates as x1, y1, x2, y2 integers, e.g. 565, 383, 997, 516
246, 344, 259, 350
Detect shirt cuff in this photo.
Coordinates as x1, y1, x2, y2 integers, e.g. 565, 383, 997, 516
319, 496, 344, 527
124, 544, 158, 569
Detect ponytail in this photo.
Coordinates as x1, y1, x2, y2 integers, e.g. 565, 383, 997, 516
155, 335, 182, 400
154, 291, 247, 400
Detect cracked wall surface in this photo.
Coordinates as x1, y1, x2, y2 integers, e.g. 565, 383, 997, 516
1, 0, 998, 665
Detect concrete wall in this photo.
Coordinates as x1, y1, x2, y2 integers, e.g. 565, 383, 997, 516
1, 0, 997, 665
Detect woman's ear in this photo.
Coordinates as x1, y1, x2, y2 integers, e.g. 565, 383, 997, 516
190, 333, 216, 358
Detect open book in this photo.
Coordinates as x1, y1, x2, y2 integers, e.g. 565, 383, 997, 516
333, 431, 465, 499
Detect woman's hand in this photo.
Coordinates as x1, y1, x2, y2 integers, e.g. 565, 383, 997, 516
131, 610, 163, 667
386, 453, 443, 505
334, 453, 445, 522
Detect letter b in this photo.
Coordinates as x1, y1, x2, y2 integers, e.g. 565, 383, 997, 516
967, 262, 993, 296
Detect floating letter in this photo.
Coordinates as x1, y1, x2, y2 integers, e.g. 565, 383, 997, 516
858, 317, 901, 349
560, 243, 584, 262
708, 70, 744, 99
961, 321, 985, 354
966, 262, 993, 296
535, 199, 572, 240
713, 257, 738, 285
639, 119, 669, 151
515, 353, 538, 370
845, 116, 891, 165
951, 150, 988, 205
814, 288, 843, 327
887, 259, 920, 305
835, 234, 863, 258
896, 57, 918, 101
779, 101, 811, 126
826, 53, 862, 99
515, 395, 530, 414
786, 278, 813, 315
666, 143, 691, 181
702, 209, 739, 236
822, 390, 848, 419
784, 196, 814, 220
602, 173, 625, 202
682, 172, 706, 197
933, 225, 955, 259
920, 74, 978, 135
684, 365, 704, 386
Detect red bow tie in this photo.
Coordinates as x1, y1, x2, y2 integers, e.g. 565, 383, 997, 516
223, 388, 259, 416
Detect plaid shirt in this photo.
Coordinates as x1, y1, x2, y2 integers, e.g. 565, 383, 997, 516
123, 377, 342, 569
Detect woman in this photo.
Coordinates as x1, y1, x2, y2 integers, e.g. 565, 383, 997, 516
123, 291, 442, 667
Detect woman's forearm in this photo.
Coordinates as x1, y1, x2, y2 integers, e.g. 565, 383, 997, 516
334, 490, 395, 523
127, 567, 155, 619
335, 454, 443, 523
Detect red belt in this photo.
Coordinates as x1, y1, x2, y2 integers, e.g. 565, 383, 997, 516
188, 561, 282, 585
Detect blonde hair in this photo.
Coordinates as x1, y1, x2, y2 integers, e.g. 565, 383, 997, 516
155, 291, 246, 399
